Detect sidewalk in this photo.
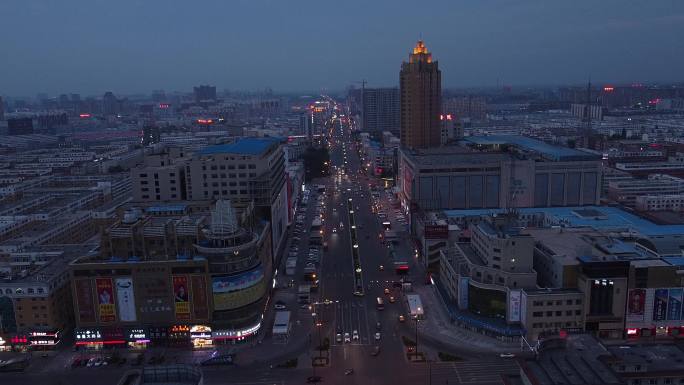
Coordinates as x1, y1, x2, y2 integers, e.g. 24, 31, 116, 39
404, 284, 519, 354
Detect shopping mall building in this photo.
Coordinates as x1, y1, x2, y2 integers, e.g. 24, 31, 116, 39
69, 200, 272, 350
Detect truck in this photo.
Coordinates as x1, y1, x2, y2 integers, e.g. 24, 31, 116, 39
285, 257, 297, 276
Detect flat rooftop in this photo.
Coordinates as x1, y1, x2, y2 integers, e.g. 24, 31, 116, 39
443, 206, 684, 237
464, 135, 600, 161
196, 137, 282, 156
605, 344, 684, 376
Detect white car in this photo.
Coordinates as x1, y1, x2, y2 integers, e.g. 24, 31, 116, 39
344, 333, 351, 343
352, 330, 359, 341
499, 353, 515, 358
332, 227, 337, 233
374, 332, 381, 341
336, 333, 343, 343
274, 304, 287, 310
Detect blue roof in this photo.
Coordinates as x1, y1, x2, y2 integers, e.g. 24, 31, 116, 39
465, 135, 599, 161
197, 137, 282, 156
146, 204, 187, 213
443, 206, 684, 237
664, 257, 684, 266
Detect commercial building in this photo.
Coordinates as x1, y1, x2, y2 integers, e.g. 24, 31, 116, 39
362, 87, 399, 136
400, 40, 441, 149
607, 174, 684, 207
635, 194, 684, 212
70, 200, 272, 349
398, 135, 601, 216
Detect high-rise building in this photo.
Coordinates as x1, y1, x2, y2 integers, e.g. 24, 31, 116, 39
400, 40, 442, 149
193, 85, 217, 103
362, 87, 400, 136
102, 91, 118, 116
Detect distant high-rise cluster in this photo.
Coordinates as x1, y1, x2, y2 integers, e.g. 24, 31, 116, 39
194, 85, 217, 103
400, 40, 441, 150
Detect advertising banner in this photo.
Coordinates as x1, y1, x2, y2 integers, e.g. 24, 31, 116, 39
115, 278, 136, 322
191, 275, 209, 320
75, 279, 96, 323
173, 275, 191, 321
668, 288, 683, 321
626, 289, 646, 322
507, 290, 522, 323
96, 278, 116, 322
653, 288, 669, 321
457, 277, 469, 310
212, 267, 266, 311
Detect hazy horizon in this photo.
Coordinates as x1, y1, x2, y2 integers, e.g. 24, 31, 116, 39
1, 0, 683, 97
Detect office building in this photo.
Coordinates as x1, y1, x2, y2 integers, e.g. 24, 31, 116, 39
103, 91, 118, 116
607, 174, 684, 207
400, 40, 441, 149
193, 85, 217, 103
362, 87, 399, 136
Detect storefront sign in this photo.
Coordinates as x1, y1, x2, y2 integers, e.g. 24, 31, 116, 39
173, 275, 191, 320
75, 329, 102, 345
115, 277, 137, 322
96, 278, 116, 322
75, 278, 97, 323
212, 321, 261, 340
191, 275, 209, 319
128, 329, 148, 341
212, 267, 266, 311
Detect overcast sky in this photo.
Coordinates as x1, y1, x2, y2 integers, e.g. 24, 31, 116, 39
1, 0, 683, 97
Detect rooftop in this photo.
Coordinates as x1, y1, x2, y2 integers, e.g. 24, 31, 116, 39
196, 137, 282, 156
464, 135, 600, 161
443, 205, 684, 238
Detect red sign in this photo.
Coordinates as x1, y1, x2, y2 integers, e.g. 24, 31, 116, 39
424, 225, 448, 240
75, 279, 97, 323
173, 276, 191, 321
191, 275, 209, 320
96, 278, 116, 323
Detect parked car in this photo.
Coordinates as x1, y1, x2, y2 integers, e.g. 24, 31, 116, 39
344, 333, 351, 343
352, 330, 359, 341
375, 332, 381, 341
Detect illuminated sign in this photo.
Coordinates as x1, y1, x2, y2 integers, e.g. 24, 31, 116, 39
197, 119, 214, 125
159, 103, 170, 109
79, 113, 91, 118
603, 86, 614, 92
190, 325, 212, 339
627, 328, 639, 336
170, 325, 190, 333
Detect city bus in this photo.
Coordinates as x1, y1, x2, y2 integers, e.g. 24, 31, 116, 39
376, 297, 385, 310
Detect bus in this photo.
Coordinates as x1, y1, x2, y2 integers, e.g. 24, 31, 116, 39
376, 297, 385, 310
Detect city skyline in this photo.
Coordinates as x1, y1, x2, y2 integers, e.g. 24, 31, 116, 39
1, 0, 683, 95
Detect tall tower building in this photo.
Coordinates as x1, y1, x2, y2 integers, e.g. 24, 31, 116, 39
400, 40, 441, 149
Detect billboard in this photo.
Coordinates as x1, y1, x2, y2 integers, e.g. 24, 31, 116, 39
212, 267, 266, 311
507, 290, 522, 323
653, 289, 669, 321
96, 278, 116, 323
191, 275, 209, 320
520, 291, 528, 327
173, 275, 191, 321
115, 278, 136, 322
457, 277, 469, 310
668, 288, 683, 321
626, 289, 646, 322
75, 279, 96, 323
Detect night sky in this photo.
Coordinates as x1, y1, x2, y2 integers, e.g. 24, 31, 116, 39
1, 0, 683, 95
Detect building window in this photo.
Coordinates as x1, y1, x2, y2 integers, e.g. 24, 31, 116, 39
533, 312, 543, 317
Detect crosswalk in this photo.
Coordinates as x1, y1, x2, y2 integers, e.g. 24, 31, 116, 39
331, 299, 373, 346
424, 360, 518, 384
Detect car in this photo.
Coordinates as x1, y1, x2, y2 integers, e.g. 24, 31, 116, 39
94, 358, 103, 367
375, 332, 381, 341
306, 375, 323, 383
352, 330, 359, 341
376, 322, 381, 330
399, 314, 406, 322
274, 304, 287, 310
336, 333, 343, 343
389, 296, 395, 303
384, 288, 390, 295
379, 265, 384, 271
86, 358, 95, 367
332, 227, 337, 233
499, 353, 516, 358
344, 333, 351, 343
